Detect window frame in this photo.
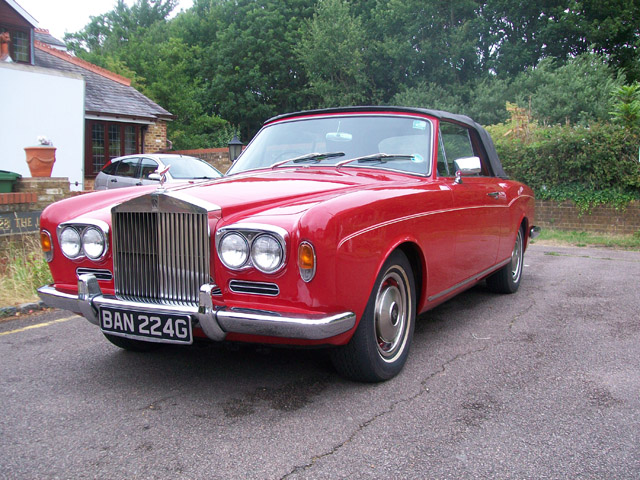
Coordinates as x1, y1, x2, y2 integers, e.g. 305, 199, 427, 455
436, 121, 494, 178
85, 120, 142, 178
0, 25, 31, 64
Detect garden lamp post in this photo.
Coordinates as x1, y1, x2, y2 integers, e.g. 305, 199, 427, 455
228, 135, 243, 162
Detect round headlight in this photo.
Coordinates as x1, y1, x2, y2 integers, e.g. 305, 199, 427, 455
219, 232, 249, 269
60, 227, 81, 258
251, 234, 283, 273
82, 227, 106, 260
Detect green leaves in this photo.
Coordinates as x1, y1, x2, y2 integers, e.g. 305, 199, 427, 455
494, 122, 640, 212
610, 83, 640, 131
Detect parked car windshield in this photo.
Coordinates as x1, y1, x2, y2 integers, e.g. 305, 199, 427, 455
227, 115, 433, 177
162, 156, 222, 179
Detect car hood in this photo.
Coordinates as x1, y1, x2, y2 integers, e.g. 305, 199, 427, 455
42, 167, 424, 227
165, 167, 423, 219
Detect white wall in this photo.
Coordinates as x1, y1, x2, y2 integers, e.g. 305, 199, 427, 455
0, 62, 85, 191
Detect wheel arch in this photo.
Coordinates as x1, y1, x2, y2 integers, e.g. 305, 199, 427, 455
395, 241, 426, 314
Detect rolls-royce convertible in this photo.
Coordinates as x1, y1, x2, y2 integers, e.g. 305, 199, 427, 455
38, 107, 539, 382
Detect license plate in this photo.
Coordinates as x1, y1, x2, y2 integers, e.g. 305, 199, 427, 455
100, 307, 193, 345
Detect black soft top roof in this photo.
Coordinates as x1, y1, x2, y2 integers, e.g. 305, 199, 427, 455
265, 106, 507, 179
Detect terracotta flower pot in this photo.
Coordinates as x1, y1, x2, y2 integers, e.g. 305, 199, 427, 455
25, 146, 56, 177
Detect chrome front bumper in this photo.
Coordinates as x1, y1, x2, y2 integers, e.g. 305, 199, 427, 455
37, 275, 356, 342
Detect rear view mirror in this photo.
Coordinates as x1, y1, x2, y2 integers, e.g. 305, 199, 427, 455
326, 132, 353, 142
453, 156, 481, 184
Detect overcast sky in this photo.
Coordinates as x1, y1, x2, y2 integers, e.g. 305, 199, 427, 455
15, 0, 194, 41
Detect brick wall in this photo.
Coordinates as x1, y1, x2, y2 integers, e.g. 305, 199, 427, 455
535, 200, 640, 235
11, 178, 70, 210
144, 120, 168, 153
170, 148, 232, 174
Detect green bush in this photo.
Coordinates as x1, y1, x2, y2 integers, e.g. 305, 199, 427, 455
492, 122, 640, 212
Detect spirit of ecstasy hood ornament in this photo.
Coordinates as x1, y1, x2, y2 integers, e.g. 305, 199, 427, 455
153, 165, 171, 191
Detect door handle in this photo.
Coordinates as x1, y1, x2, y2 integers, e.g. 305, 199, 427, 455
110, 179, 117, 183
487, 192, 500, 198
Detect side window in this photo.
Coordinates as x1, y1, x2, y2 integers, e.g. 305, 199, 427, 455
438, 122, 492, 177
101, 162, 118, 175
140, 158, 159, 179
114, 158, 139, 178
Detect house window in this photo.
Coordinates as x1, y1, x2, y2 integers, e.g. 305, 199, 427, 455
108, 124, 121, 159
0, 27, 31, 63
124, 126, 137, 155
91, 124, 105, 174
86, 120, 142, 177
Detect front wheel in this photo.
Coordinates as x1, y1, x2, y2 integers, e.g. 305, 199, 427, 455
486, 225, 524, 294
330, 251, 416, 382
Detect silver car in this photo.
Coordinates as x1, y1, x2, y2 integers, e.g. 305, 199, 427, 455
94, 154, 222, 190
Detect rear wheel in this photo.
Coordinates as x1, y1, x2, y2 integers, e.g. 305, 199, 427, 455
486, 225, 524, 294
330, 251, 416, 382
103, 333, 160, 352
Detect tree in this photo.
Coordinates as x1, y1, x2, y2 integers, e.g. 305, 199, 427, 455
200, 0, 316, 140
297, 0, 374, 107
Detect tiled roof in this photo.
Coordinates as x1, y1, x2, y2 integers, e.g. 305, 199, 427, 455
33, 42, 173, 122
34, 29, 66, 49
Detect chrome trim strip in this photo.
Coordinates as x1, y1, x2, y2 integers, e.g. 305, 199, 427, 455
216, 308, 356, 340
229, 280, 280, 296
76, 268, 113, 281
427, 258, 511, 302
38, 276, 356, 342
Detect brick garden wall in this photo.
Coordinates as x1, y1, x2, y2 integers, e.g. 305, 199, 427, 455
535, 200, 640, 235
2, 178, 639, 236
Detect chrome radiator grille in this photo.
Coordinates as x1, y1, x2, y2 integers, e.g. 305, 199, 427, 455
112, 211, 210, 306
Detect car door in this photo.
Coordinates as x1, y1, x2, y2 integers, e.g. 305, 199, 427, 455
139, 157, 160, 186
107, 157, 141, 189
438, 121, 508, 281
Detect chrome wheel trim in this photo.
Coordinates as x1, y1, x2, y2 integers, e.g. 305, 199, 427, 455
374, 268, 410, 362
511, 229, 523, 283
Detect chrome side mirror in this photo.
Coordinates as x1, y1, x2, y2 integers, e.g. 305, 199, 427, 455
454, 156, 481, 184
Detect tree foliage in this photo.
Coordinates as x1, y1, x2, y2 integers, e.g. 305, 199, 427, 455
65, 0, 640, 147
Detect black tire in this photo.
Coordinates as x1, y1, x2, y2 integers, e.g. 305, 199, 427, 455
103, 333, 160, 352
330, 250, 416, 382
486, 225, 524, 294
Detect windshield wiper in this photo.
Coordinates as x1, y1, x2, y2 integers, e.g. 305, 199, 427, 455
190, 176, 218, 179
271, 152, 345, 169
336, 153, 415, 168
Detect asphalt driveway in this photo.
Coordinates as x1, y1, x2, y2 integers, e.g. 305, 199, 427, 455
0, 244, 638, 479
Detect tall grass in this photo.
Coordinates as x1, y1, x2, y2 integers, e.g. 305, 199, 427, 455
0, 234, 52, 306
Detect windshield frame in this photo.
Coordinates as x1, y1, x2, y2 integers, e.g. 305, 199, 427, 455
226, 113, 435, 178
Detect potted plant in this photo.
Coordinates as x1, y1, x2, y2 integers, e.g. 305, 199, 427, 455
25, 136, 56, 177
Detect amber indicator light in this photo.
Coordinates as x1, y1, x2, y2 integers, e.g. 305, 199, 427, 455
298, 243, 315, 269
40, 231, 52, 252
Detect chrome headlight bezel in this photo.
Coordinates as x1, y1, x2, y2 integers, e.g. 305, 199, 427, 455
59, 226, 81, 259
57, 219, 109, 262
215, 224, 288, 274
251, 233, 284, 274
218, 231, 250, 269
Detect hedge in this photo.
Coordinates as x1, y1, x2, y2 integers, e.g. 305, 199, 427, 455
490, 123, 640, 211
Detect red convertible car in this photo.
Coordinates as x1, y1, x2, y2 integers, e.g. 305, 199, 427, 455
38, 107, 538, 382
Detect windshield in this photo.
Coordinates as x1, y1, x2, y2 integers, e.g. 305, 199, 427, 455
161, 156, 222, 179
227, 115, 433, 176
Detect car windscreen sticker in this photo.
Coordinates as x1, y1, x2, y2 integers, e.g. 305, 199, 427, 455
413, 120, 427, 130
